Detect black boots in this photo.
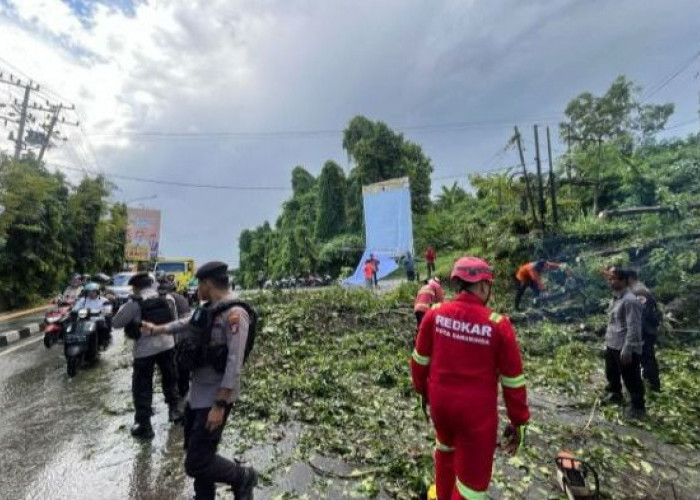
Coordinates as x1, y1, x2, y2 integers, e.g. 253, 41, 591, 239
232, 466, 259, 500
130, 421, 155, 440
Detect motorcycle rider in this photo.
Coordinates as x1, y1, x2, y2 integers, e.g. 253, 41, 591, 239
62, 274, 83, 303
73, 282, 113, 347
411, 257, 530, 499
142, 261, 258, 500
112, 272, 181, 439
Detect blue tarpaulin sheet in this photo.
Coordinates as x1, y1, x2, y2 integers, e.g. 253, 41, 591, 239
345, 177, 413, 286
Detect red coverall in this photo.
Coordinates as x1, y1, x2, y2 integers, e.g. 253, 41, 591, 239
414, 283, 445, 313
411, 293, 530, 500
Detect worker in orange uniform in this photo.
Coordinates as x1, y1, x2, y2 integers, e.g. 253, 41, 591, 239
414, 278, 444, 329
411, 256, 530, 500
514, 259, 562, 311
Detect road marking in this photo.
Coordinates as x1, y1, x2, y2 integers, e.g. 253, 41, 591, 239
0, 334, 44, 358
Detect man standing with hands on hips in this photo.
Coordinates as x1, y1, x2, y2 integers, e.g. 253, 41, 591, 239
142, 261, 258, 500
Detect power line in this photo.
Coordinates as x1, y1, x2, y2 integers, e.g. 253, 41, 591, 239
642, 47, 700, 101
51, 163, 292, 191
84, 116, 565, 141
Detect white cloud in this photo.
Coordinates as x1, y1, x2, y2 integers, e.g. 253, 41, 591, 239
1, 0, 699, 265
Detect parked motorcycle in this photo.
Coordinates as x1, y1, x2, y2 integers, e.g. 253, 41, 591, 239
64, 307, 112, 377
42, 296, 74, 349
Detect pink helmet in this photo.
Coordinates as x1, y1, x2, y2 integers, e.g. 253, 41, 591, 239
450, 256, 494, 283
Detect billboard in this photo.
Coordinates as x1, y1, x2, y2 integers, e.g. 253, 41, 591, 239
125, 208, 161, 261
346, 177, 414, 286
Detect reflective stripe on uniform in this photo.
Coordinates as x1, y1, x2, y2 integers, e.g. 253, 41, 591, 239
412, 349, 430, 366
430, 302, 441, 310
435, 438, 454, 453
501, 374, 526, 388
489, 312, 503, 323
414, 303, 430, 312
456, 478, 487, 500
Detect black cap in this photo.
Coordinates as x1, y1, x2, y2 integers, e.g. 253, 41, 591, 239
128, 272, 153, 289
196, 261, 228, 280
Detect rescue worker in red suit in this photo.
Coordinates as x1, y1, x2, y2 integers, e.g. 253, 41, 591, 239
411, 257, 530, 500
414, 278, 444, 329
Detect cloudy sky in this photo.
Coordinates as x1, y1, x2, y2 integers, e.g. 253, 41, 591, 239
0, 0, 699, 266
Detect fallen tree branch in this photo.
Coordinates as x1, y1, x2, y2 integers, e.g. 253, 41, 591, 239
307, 461, 385, 480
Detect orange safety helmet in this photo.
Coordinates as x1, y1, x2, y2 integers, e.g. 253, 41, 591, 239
450, 256, 494, 284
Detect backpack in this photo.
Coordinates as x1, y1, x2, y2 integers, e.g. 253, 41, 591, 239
124, 296, 175, 340
176, 300, 258, 373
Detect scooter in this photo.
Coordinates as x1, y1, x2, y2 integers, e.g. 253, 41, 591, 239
42, 296, 74, 349
64, 308, 111, 378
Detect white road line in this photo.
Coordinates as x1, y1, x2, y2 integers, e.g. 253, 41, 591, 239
0, 334, 44, 358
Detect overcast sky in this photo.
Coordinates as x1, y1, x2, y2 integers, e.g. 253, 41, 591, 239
1, 0, 699, 267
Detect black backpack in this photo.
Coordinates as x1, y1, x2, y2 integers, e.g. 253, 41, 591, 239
124, 296, 175, 340
177, 300, 258, 373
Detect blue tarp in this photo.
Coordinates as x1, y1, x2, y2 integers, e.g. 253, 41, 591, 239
345, 178, 413, 286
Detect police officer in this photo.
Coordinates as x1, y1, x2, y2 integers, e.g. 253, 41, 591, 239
112, 272, 181, 439
142, 261, 258, 500
157, 274, 192, 398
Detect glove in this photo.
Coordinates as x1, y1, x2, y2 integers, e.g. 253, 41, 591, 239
503, 423, 527, 455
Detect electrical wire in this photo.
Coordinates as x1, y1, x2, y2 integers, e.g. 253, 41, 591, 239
51, 163, 291, 191
642, 48, 700, 101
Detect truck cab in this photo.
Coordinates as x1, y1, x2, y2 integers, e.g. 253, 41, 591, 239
153, 258, 195, 293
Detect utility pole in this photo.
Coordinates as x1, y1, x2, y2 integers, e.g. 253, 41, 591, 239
546, 126, 559, 227
533, 125, 546, 232
14, 84, 31, 160
514, 126, 539, 225
38, 104, 61, 163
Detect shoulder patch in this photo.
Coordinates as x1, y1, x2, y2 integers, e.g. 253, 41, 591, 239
489, 312, 504, 323
637, 295, 647, 305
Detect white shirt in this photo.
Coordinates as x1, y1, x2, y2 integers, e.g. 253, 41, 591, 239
73, 296, 111, 315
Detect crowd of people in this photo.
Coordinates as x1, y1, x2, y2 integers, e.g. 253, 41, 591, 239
48, 245, 665, 500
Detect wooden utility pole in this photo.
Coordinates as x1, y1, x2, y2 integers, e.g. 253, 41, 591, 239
533, 125, 546, 232
38, 104, 61, 163
514, 126, 539, 225
14, 84, 31, 159
546, 126, 559, 226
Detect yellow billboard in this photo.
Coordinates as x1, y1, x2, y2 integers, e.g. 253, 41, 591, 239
125, 208, 161, 262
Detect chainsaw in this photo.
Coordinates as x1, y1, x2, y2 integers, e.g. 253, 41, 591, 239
555, 451, 600, 499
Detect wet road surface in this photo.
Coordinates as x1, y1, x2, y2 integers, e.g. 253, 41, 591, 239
0, 328, 382, 500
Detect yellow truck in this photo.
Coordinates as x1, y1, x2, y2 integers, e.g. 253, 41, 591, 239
153, 258, 196, 292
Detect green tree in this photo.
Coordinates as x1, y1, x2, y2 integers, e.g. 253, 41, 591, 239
315, 160, 347, 240
291, 166, 316, 196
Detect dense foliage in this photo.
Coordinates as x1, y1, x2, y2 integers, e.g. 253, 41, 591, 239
238, 115, 434, 288
0, 155, 126, 308
223, 287, 700, 499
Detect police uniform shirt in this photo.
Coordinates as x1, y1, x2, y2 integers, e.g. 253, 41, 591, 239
165, 292, 249, 409
112, 287, 177, 359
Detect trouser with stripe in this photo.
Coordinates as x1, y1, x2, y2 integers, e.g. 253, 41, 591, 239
429, 382, 497, 499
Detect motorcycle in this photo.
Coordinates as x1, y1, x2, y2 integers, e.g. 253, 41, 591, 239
42, 296, 74, 349
64, 307, 112, 378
